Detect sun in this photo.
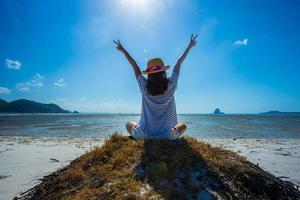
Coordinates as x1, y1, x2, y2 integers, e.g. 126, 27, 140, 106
129, 0, 149, 6
120, 0, 152, 11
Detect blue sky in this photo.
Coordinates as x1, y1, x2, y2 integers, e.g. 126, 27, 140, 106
0, 0, 299, 113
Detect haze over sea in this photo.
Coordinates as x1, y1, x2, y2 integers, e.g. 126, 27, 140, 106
1, 114, 299, 139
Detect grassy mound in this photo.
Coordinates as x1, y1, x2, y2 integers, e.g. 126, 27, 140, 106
18, 134, 300, 200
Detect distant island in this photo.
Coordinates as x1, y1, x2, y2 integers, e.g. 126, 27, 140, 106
260, 111, 300, 115
213, 108, 224, 115
0, 98, 70, 113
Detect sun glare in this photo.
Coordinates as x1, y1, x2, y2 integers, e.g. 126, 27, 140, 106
129, 0, 149, 6
120, 0, 152, 12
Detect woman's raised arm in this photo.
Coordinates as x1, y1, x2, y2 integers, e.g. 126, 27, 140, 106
173, 34, 198, 74
114, 39, 142, 78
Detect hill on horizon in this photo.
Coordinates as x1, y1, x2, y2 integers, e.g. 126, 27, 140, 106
260, 111, 300, 115
0, 98, 70, 113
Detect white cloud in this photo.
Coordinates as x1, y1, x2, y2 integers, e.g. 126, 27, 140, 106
0, 87, 10, 94
27, 73, 44, 87
16, 83, 30, 91
54, 78, 66, 88
16, 73, 44, 92
5, 58, 22, 70
233, 38, 248, 46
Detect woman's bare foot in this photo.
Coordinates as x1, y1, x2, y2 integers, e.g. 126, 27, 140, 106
126, 121, 138, 135
175, 123, 187, 133
171, 123, 187, 139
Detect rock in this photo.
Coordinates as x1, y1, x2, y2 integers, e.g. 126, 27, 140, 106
50, 158, 59, 162
0, 174, 10, 180
213, 108, 224, 115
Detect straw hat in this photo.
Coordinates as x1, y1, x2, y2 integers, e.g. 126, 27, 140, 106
142, 58, 170, 74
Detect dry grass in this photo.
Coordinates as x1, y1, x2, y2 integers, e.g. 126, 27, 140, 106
19, 134, 300, 200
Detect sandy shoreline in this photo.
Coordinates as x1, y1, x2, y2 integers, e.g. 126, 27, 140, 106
0, 136, 103, 200
0, 136, 299, 199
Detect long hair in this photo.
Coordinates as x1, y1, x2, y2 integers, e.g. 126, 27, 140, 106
146, 71, 168, 96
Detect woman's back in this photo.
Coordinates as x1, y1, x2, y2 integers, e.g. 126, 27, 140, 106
137, 72, 179, 138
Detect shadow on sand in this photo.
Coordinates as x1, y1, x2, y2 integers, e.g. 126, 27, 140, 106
136, 137, 300, 200
136, 138, 229, 199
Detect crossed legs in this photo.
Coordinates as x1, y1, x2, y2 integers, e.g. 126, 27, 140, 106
126, 121, 187, 139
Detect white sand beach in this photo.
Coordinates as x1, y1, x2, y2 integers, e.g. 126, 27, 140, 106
0, 136, 103, 200
0, 136, 299, 199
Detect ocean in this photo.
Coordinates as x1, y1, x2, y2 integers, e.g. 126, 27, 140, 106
0, 114, 300, 139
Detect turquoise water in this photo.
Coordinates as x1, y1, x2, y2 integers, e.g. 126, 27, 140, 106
0, 114, 300, 139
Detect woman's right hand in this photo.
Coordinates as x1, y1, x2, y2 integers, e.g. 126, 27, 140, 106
188, 34, 198, 49
113, 39, 126, 52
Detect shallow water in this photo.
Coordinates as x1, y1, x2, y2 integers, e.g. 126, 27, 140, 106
0, 114, 300, 139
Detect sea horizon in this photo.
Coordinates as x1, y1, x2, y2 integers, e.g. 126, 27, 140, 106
1, 112, 300, 115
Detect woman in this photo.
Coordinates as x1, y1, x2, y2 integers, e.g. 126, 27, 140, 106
114, 34, 198, 140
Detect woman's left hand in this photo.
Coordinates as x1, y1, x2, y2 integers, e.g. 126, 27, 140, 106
113, 39, 126, 52
188, 34, 198, 49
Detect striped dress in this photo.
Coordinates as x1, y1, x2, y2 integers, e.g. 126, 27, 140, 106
137, 72, 179, 139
